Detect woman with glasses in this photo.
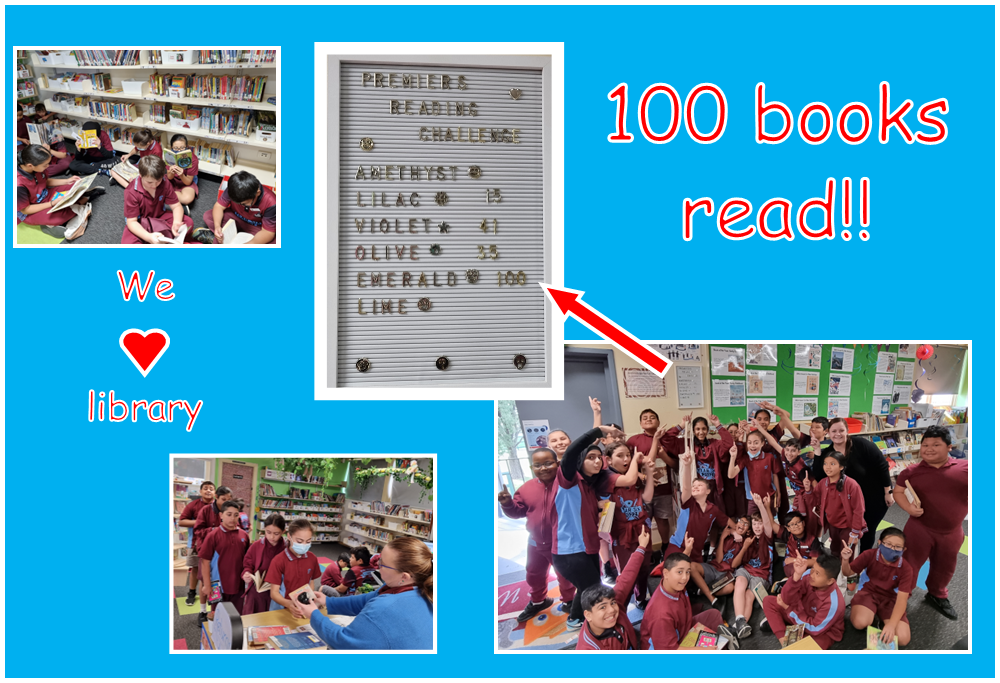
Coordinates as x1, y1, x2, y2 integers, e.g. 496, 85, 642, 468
300, 536, 433, 650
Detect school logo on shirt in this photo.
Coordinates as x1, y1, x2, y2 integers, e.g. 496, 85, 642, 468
36, 188, 49, 202
723, 548, 736, 563
697, 462, 715, 480
618, 497, 643, 521
748, 558, 762, 568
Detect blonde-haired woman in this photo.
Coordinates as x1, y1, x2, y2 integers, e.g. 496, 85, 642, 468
301, 536, 433, 649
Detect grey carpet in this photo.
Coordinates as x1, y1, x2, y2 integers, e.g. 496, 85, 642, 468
172, 541, 350, 650
52, 144, 222, 245
497, 504, 969, 651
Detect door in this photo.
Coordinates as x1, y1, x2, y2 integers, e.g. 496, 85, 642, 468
220, 460, 257, 537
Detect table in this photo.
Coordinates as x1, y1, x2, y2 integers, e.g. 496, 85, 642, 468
241, 607, 355, 650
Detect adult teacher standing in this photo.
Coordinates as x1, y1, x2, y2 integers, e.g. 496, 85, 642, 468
300, 536, 433, 650
811, 417, 892, 551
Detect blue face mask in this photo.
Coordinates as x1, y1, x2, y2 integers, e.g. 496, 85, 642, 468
879, 545, 903, 563
292, 542, 312, 555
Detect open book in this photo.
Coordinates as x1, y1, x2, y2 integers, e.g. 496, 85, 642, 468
153, 225, 189, 245
27, 122, 62, 146
111, 159, 139, 183
247, 570, 272, 593
221, 219, 253, 245
48, 175, 96, 213
163, 147, 193, 169
866, 625, 898, 650
75, 128, 101, 149
784, 624, 806, 646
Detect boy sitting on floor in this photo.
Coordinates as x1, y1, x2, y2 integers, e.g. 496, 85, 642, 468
761, 551, 845, 649
842, 527, 914, 647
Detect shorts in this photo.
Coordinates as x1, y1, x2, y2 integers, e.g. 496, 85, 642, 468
650, 494, 674, 518
850, 588, 909, 624
186, 550, 199, 568
701, 563, 727, 585
734, 567, 771, 594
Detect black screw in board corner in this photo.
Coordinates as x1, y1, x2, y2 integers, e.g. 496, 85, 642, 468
356, 358, 371, 373
435, 356, 449, 371
513, 354, 527, 370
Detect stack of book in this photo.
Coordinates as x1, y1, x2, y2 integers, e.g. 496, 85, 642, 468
71, 50, 140, 67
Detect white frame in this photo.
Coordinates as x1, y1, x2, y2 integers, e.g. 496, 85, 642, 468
314, 42, 565, 401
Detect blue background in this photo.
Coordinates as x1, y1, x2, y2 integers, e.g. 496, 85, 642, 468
6, 4, 993, 677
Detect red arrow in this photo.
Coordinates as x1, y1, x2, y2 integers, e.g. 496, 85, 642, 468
540, 284, 671, 377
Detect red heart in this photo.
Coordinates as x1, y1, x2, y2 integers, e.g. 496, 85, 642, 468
119, 329, 170, 377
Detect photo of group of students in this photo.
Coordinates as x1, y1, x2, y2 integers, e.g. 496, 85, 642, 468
497, 348, 969, 651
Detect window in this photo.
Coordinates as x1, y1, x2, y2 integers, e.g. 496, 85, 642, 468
173, 457, 212, 481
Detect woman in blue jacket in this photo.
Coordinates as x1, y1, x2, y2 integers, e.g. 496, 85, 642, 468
300, 536, 433, 650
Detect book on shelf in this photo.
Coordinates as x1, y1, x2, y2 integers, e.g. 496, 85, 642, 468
256, 110, 276, 132
163, 147, 194, 169
48, 175, 95, 213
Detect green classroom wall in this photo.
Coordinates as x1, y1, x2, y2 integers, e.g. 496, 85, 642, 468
709, 343, 910, 425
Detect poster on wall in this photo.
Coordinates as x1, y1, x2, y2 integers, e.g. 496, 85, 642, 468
795, 344, 823, 369
895, 361, 914, 382
827, 397, 852, 418
792, 397, 819, 420
710, 346, 746, 376
747, 398, 777, 422
793, 371, 820, 395
828, 373, 852, 396
872, 396, 892, 415
623, 368, 667, 399
712, 379, 746, 407
676, 365, 704, 409
891, 384, 910, 404
830, 346, 855, 372
897, 344, 915, 358
746, 369, 776, 396
521, 420, 550, 451
655, 344, 702, 363
876, 352, 897, 373
746, 344, 778, 367
874, 373, 894, 395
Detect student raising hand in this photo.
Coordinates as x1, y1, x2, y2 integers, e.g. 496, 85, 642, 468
639, 524, 651, 548
729, 443, 738, 459
588, 396, 602, 413
682, 533, 694, 557
497, 485, 512, 506
708, 414, 721, 428
791, 549, 809, 580
679, 449, 693, 466
597, 423, 626, 440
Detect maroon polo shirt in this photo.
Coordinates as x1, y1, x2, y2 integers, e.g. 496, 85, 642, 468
219, 185, 277, 238
199, 524, 250, 594
265, 548, 321, 598
850, 548, 916, 599
193, 502, 223, 554
500, 476, 557, 548
321, 563, 344, 588
138, 140, 162, 159
168, 149, 199, 190
736, 449, 776, 500
180, 498, 211, 525
669, 497, 728, 558
640, 583, 696, 650
710, 535, 742, 572
778, 527, 821, 560
895, 458, 968, 533
124, 176, 179, 222
782, 455, 810, 496
16, 167, 50, 215
600, 475, 648, 548
341, 563, 375, 595
626, 431, 677, 497
17, 117, 29, 145
741, 534, 772, 579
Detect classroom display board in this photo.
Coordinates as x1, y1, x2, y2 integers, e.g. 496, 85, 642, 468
708, 344, 912, 426
329, 57, 551, 389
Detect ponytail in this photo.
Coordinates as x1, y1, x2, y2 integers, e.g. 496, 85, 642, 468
386, 536, 433, 602
18, 144, 52, 168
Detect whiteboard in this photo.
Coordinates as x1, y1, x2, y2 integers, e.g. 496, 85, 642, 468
324, 53, 556, 395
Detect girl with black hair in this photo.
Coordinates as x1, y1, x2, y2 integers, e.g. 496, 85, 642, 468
111, 128, 161, 187
166, 133, 199, 206
240, 513, 287, 615
665, 413, 733, 510
16, 144, 101, 239
549, 424, 625, 629
68, 122, 117, 177
802, 450, 866, 558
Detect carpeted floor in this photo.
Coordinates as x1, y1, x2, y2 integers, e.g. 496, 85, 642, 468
48, 146, 222, 245
172, 541, 350, 651
497, 504, 969, 651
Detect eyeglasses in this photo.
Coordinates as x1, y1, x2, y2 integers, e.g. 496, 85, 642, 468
531, 461, 557, 470
881, 542, 904, 552
379, 563, 400, 572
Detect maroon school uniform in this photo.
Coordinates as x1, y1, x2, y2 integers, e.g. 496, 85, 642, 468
168, 150, 199, 197
179, 498, 211, 526
200, 524, 250, 609
721, 441, 748, 519
500, 477, 575, 603
736, 448, 777, 501
803, 475, 866, 542
340, 563, 375, 596
139, 140, 163, 159
666, 427, 734, 507
601, 474, 651, 602
17, 117, 29, 148
896, 458, 968, 599
552, 466, 601, 555
576, 546, 647, 650
665, 497, 729, 562
122, 176, 192, 244
321, 563, 344, 588
849, 548, 915, 623
710, 535, 743, 572
626, 431, 677, 497
265, 548, 321, 598
240, 537, 286, 615
778, 528, 821, 561
782, 456, 810, 511
43, 141, 71, 177
15, 167, 77, 226
740, 534, 773, 579
192, 502, 223, 554
80, 130, 114, 160
203, 185, 278, 243
762, 570, 845, 649
640, 582, 724, 650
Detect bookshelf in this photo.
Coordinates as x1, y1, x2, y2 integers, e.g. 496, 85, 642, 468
172, 478, 198, 568
16, 51, 38, 105
29, 49, 277, 187
341, 498, 434, 555
257, 474, 345, 543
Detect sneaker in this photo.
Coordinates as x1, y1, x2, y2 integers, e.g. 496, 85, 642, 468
924, 593, 958, 620
717, 623, 739, 649
636, 599, 648, 612
184, 204, 191, 216
516, 598, 553, 623
565, 618, 583, 631
735, 616, 752, 639
185, 589, 197, 606
603, 560, 618, 583
82, 186, 106, 200
560, 601, 572, 614
198, 612, 209, 623
759, 615, 772, 633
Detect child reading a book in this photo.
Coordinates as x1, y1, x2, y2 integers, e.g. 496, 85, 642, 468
202, 170, 278, 244
111, 128, 161, 187
199, 499, 250, 615
16, 104, 30, 149
166, 133, 199, 207
599, 441, 654, 608
498, 447, 577, 622
69, 122, 117, 177
337, 547, 377, 596
728, 428, 779, 517
16, 145, 101, 240
842, 527, 914, 647
640, 541, 735, 650
576, 525, 651, 650
122, 155, 193, 244
730, 496, 773, 639
893, 425, 967, 621
265, 519, 322, 618
320, 552, 353, 595
31, 103, 55, 124
39, 137, 71, 178
761, 551, 845, 649
240, 513, 287, 615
